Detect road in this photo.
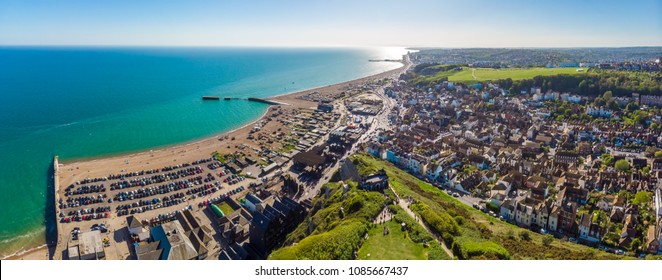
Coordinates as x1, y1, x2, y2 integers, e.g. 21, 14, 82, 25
297, 66, 405, 202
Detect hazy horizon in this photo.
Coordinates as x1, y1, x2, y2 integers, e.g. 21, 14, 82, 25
1, 0, 660, 48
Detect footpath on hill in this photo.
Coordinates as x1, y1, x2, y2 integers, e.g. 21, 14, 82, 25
389, 186, 454, 259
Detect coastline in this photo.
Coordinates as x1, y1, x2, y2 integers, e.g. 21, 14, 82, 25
3, 60, 408, 260
56, 62, 405, 165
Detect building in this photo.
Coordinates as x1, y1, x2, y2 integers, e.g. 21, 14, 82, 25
578, 213, 602, 244
69, 231, 105, 260
150, 220, 205, 260
317, 102, 334, 112
558, 201, 578, 234
261, 162, 279, 175
127, 215, 144, 235
359, 169, 389, 191
646, 225, 659, 254
554, 151, 579, 164
249, 196, 306, 258
245, 193, 263, 213
654, 159, 662, 172
135, 240, 163, 260
640, 95, 662, 107
292, 148, 326, 172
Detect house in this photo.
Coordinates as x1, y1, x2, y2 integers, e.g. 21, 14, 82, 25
554, 151, 579, 164
619, 214, 637, 248
515, 202, 534, 227
578, 213, 602, 244
557, 201, 578, 234
359, 169, 389, 191
548, 206, 559, 232
535, 202, 551, 230
367, 142, 386, 159
653, 158, 662, 172
500, 199, 516, 221
425, 163, 443, 182
646, 225, 659, 254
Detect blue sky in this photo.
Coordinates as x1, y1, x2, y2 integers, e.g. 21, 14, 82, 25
0, 0, 660, 47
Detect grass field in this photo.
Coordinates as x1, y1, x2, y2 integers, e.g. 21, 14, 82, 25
268, 180, 451, 260
413, 67, 586, 85
357, 207, 450, 260
216, 202, 236, 215
357, 220, 427, 260
352, 154, 628, 260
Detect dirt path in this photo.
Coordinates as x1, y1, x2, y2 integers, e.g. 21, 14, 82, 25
390, 186, 454, 259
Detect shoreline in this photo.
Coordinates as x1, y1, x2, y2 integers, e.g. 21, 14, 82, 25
3, 59, 408, 261
56, 62, 404, 165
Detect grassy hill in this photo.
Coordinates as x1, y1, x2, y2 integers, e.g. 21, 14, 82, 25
268, 181, 451, 260
351, 154, 627, 260
410, 66, 586, 85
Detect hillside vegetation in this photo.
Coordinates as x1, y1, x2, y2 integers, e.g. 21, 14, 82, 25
269, 182, 450, 260
352, 154, 627, 260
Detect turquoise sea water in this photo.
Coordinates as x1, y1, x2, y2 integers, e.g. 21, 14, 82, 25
0, 46, 405, 257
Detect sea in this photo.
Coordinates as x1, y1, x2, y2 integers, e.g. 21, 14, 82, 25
0, 46, 406, 258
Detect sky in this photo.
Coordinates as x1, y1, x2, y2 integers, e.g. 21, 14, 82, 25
0, 0, 661, 47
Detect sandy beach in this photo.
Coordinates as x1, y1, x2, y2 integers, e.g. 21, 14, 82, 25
3, 60, 407, 261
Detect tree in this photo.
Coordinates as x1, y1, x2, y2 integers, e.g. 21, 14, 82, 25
603, 90, 613, 101
594, 97, 606, 107
601, 154, 615, 167
642, 165, 651, 175
655, 151, 662, 158
542, 234, 554, 247
630, 238, 641, 253
578, 80, 588, 95
608, 100, 620, 111
519, 231, 531, 241
614, 159, 630, 173
632, 191, 652, 206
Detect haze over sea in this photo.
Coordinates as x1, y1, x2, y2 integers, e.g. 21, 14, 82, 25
0, 46, 406, 258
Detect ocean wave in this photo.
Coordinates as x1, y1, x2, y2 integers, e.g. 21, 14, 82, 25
0, 243, 47, 260
0, 227, 44, 244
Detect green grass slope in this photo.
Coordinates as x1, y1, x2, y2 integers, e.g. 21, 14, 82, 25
268, 181, 451, 260
352, 154, 627, 260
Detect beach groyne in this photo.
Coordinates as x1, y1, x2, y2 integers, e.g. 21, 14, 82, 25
47, 156, 60, 259
247, 97, 287, 106
222, 97, 288, 106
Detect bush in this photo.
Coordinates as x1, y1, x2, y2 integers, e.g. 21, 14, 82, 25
542, 234, 554, 246
486, 202, 500, 213
519, 231, 531, 241
507, 230, 515, 240
269, 221, 368, 260
452, 240, 511, 260
442, 232, 455, 248
410, 202, 460, 236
